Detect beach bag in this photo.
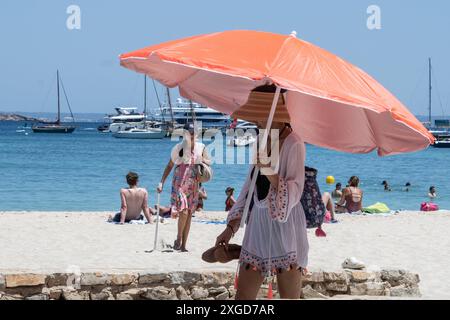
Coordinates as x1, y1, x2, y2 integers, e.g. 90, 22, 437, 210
196, 145, 213, 183
197, 162, 213, 183
420, 202, 439, 212
178, 144, 213, 183
301, 167, 327, 229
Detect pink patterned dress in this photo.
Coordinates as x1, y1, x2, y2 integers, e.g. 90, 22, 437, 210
170, 142, 205, 214
227, 133, 308, 277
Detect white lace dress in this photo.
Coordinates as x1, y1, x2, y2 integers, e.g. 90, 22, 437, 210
227, 133, 309, 277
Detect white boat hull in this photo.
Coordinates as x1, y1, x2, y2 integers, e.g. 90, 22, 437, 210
113, 129, 166, 139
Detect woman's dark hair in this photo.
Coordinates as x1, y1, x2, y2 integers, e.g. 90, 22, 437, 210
430, 186, 436, 192
126, 172, 139, 186
336, 183, 342, 188
349, 176, 360, 187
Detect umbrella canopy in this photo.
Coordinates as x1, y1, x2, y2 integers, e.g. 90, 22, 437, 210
120, 30, 434, 156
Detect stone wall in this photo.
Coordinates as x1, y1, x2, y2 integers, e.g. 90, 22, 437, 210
0, 269, 420, 300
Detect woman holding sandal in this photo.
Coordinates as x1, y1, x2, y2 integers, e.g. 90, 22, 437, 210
215, 113, 309, 300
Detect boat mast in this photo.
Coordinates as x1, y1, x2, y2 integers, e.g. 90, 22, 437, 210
144, 75, 147, 117
166, 87, 175, 126
429, 58, 432, 127
57, 70, 61, 125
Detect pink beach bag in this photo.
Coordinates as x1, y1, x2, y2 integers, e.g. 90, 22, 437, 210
420, 202, 439, 212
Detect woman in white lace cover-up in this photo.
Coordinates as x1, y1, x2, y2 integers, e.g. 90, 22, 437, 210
215, 122, 308, 300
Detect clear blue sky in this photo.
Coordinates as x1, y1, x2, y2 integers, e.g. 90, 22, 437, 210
0, 0, 449, 116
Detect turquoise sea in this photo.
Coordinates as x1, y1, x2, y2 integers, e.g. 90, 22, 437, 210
0, 121, 448, 212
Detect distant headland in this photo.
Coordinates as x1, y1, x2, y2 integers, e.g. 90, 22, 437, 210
0, 113, 39, 122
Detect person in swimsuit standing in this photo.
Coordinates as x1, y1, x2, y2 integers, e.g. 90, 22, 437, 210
336, 176, 363, 213
225, 187, 236, 211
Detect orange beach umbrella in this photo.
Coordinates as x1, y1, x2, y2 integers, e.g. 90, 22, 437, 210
120, 30, 434, 156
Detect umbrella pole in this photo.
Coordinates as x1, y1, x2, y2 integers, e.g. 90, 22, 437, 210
240, 86, 282, 228
153, 192, 161, 251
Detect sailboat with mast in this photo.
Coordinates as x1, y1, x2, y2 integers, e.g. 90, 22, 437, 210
32, 70, 76, 134
113, 76, 166, 139
425, 58, 450, 148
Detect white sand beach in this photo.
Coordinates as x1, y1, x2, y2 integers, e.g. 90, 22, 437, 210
0, 210, 449, 299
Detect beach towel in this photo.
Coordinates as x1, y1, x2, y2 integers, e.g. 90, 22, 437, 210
193, 219, 227, 225
362, 202, 390, 214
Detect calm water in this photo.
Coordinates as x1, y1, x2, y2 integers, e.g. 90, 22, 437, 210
0, 121, 448, 211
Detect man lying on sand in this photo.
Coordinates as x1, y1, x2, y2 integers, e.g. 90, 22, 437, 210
108, 172, 154, 224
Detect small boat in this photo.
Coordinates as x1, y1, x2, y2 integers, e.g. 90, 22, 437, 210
32, 71, 76, 134
433, 139, 450, 148
113, 127, 166, 139
97, 124, 110, 132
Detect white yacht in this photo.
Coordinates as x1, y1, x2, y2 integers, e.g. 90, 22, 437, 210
101, 107, 147, 133
154, 98, 231, 129
113, 127, 166, 139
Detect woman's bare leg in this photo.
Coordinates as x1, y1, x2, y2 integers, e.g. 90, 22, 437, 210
235, 265, 265, 300
322, 192, 336, 220
276, 268, 302, 299
176, 211, 188, 249
180, 211, 192, 252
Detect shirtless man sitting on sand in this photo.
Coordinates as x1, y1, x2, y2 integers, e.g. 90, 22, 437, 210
109, 172, 154, 224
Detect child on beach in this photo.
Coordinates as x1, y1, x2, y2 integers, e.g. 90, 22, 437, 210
225, 187, 236, 211
109, 172, 154, 224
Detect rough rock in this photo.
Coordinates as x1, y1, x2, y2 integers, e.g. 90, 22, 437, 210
122, 288, 146, 300
144, 286, 177, 300
323, 272, 348, 283
190, 286, 209, 300
138, 273, 169, 285
44, 287, 63, 300
215, 291, 230, 300
116, 293, 134, 300
169, 272, 202, 286
111, 274, 137, 286
325, 282, 349, 293
303, 271, 324, 284
208, 286, 228, 296
302, 285, 329, 299
366, 282, 389, 296
349, 283, 367, 296
201, 273, 233, 287
176, 286, 191, 300
80, 273, 111, 286
91, 288, 115, 301
348, 271, 371, 283
0, 294, 24, 300
312, 283, 328, 295
46, 273, 69, 287
0, 275, 5, 290
62, 290, 90, 300
5, 274, 46, 288
390, 285, 421, 297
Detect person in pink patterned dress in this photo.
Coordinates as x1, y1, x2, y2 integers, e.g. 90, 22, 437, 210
215, 121, 308, 300
158, 124, 210, 252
